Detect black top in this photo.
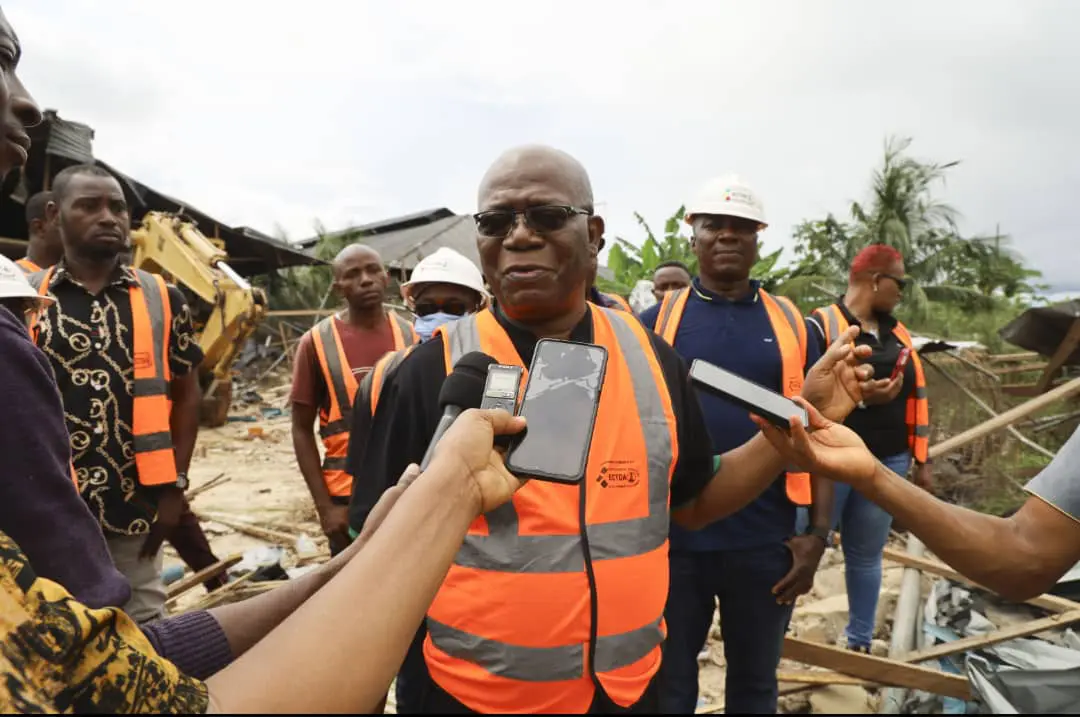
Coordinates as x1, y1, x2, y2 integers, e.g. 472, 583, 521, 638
33, 262, 204, 536
346, 306, 716, 532
808, 300, 916, 461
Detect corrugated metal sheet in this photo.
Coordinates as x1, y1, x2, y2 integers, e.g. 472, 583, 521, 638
1000, 300, 1080, 364
361, 213, 481, 273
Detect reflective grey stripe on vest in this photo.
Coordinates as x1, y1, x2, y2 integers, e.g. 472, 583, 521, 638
821, 306, 842, 345
914, 386, 928, 400
133, 270, 171, 454
914, 425, 930, 437
431, 308, 671, 679
322, 456, 348, 471
426, 616, 664, 683
393, 313, 417, 347
768, 294, 804, 359
654, 287, 688, 339
315, 318, 354, 433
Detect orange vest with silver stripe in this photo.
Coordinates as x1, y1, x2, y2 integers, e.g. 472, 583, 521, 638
653, 286, 812, 506
16, 257, 40, 274
601, 291, 632, 313
811, 304, 929, 463
310, 312, 418, 497
357, 344, 417, 417
28, 266, 178, 487
424, 305, 678, 714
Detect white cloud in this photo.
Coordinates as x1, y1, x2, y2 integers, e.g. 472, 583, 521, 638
7, 0, 1080, 288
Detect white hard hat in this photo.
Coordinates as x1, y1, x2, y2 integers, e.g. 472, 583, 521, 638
402, 247, 486, 297
685, 174, 767, 228
0, 255, 53, 307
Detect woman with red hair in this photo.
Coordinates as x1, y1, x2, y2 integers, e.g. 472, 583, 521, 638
804, 244, 933, 654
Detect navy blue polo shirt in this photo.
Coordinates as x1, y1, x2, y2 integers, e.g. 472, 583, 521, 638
640, 279, 821, 552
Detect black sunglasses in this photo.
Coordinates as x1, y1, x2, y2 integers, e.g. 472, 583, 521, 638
473, 205, 592, 239
880, 273, 910, 291
414, 299, 469, 318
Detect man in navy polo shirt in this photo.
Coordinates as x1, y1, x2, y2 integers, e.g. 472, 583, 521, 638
641, 175, 834, 714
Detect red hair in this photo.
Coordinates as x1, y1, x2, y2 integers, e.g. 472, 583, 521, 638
850, 244, 903, 281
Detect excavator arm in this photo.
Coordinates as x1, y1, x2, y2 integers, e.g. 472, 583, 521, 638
130, 211, 268, 425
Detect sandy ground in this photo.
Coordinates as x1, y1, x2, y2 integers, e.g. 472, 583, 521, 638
164, 386, 906, 714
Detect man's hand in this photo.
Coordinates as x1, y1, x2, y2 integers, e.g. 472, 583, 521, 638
140, 486, 186, 559
801, 325, 876, 422
861, 374, 904, 406
754, 398, 879, 491
432, 408, 528, 515
772, 535, 827, 605
913, 462, 933, 492
317, 503, 352, 552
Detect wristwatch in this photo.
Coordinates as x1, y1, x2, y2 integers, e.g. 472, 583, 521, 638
175, 472, 189, 491
801, 525, 833, 546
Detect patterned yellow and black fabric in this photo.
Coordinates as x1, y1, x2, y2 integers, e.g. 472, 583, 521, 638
0, 530, 209, 714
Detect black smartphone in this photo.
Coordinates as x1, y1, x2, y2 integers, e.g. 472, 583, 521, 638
688, 359, 808, 429
505, 339, 608, 484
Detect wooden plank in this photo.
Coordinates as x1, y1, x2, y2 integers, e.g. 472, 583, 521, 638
929, 375, 1080, 459
165, 553, 243, 600
986, 351, 1039, 363
881, 546, 1080, 614
781, 637, 970, 699
1035, 318, 1080, 393
991, 362, 1049, 376
902, 608, 1080, 663
776, 670, 875, 687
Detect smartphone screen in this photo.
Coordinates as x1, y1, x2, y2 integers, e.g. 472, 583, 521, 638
689, 359, 808, 428
891, 348, 912, 380
505, 340, 608, 484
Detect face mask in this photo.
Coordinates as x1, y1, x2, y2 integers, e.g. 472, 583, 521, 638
414, 311, 461, 342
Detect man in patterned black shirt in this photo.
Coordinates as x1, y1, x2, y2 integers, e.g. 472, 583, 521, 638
30, 164, 204, 624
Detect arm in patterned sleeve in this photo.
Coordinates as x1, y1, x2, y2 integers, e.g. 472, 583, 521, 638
0, 529, 209, 714
165, 285, 204, 478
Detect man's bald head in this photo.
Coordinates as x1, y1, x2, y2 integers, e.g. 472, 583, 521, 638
332, 243, 382, 278
478, 144, 594, 211
331, 243, 388, 312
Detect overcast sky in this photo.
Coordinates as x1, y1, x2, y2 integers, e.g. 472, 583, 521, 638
8, 0, 1080, 291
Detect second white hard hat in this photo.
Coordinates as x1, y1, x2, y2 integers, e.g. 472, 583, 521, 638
0, 254, 53, 307
685, 174, 768, 228
401, 247, 487, 298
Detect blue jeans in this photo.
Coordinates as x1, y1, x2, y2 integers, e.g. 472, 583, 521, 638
796, 451, 912, 649
658, 544, 795, 714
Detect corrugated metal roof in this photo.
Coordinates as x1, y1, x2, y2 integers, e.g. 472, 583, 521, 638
365, 213, 480, 272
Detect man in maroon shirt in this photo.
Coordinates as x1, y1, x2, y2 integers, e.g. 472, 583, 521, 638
291, 244, 418, 554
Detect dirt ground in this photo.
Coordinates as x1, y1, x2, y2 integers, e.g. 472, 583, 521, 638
165, 380, 906, 714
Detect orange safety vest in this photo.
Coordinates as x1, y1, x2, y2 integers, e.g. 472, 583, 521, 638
811, 304, 929, 463
653, 286, 813, 506
424, 305, 678, 713
357, 344, 417, 417
310, 312, 418, 497
15, 257, 41, 274
28, 266, 179, 487
602, 291, 633, 313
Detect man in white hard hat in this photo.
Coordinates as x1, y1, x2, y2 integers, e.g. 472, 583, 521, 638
400, 247, 488, 340
640, 175, 834, 714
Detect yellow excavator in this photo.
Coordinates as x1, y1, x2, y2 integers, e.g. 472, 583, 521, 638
129, 211, 268, 426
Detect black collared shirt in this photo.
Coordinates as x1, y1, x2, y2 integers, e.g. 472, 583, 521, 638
808, 299, 916, 460
345, 305, 715, 532
33, 262, 204, 536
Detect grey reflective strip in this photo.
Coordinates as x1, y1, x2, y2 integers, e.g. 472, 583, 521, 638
914, 425, 931, 437
320, 419, 349, 439
450, 309, 671, 573
427, 618, 584, 682
914, 386, 928, 399
443, 314, 482, 367
393, 313, 417, 347
655, 287, 687, 338
133, 431, 172, 453
322, 456, 348, 471
135, 270, 169, 388
770, 296, 804, 360
26, 270, 44, 290
823, 307, 841, 345
315, 319, 354, 428
426, 617, 664, 682
133, 378, 168, 397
